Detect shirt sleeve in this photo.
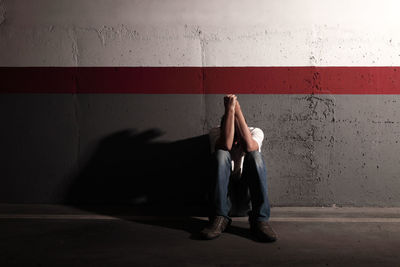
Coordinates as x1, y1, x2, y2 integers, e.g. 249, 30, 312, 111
209, 127, 221, 154
250, 127, 264, 152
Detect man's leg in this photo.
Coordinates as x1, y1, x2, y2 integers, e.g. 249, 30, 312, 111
200, 149, 232, 240
211, 149, 232, 219
229, 174, 251, 217
242, 150, 276, 242
243, 150, 270, 221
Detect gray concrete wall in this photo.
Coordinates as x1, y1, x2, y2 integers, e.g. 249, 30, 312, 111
1, 93, 400, 206
1, 0, 400, 206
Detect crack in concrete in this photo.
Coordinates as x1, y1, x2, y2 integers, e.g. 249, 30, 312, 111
280, 95, 335, 123
190, 25, 206, 67
283, 93, 337, 204
199, 33, 207, 134
183, 24, 208, 133
0, 0, 6, 26
67, 27, 80, 66
200, 66, 207, 134
65, 26, 81, 169
305, 95, 335, 120
72, 77, 81, 169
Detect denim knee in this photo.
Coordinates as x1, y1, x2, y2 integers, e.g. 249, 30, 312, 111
244, 150, 264, 168
213, 149, 232, 165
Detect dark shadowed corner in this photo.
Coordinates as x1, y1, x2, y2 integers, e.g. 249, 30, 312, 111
65, 128, 213, 236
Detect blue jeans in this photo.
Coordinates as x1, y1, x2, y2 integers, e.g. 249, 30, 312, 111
211, 149, 271, 222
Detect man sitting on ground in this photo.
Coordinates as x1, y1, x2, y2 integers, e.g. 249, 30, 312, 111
200, 94, 277, 242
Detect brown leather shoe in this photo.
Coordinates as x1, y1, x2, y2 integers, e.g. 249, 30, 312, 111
200, 216, 231, 240
250, 221, 277, 242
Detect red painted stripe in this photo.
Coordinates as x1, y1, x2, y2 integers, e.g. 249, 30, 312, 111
1, 67, 400, 94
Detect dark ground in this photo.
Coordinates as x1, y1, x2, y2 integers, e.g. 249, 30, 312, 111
1, 205, 400, 267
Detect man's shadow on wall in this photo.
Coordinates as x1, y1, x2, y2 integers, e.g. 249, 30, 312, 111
67, 129, 211, 211
66, 129, 212, 238
66, 129, 254, 240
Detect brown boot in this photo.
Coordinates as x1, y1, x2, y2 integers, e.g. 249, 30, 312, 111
250, 221, 277, 242
200, 216, 231, 240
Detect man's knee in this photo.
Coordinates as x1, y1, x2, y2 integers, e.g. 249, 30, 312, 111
213, 149, 231, 164
244, 150, 265, 168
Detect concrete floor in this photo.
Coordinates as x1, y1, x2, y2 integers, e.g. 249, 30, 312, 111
1, 205, 400, 266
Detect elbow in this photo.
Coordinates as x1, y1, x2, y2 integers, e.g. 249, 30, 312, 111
245, 143, 259, 153
246, 147, 257, 153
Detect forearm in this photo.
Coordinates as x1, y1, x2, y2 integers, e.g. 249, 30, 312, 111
235, 106, 259, 152
217, 109, 235, 151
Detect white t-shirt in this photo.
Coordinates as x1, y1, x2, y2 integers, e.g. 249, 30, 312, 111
209, 127, 264, 176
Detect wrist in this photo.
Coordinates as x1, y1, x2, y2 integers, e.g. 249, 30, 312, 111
234, 107, 242, 117
226, 107, 235, 113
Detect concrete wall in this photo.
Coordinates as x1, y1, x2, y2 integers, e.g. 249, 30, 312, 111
1, 0, 400, 206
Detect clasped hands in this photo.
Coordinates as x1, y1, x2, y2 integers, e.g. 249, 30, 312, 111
224, 94, 241, 114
